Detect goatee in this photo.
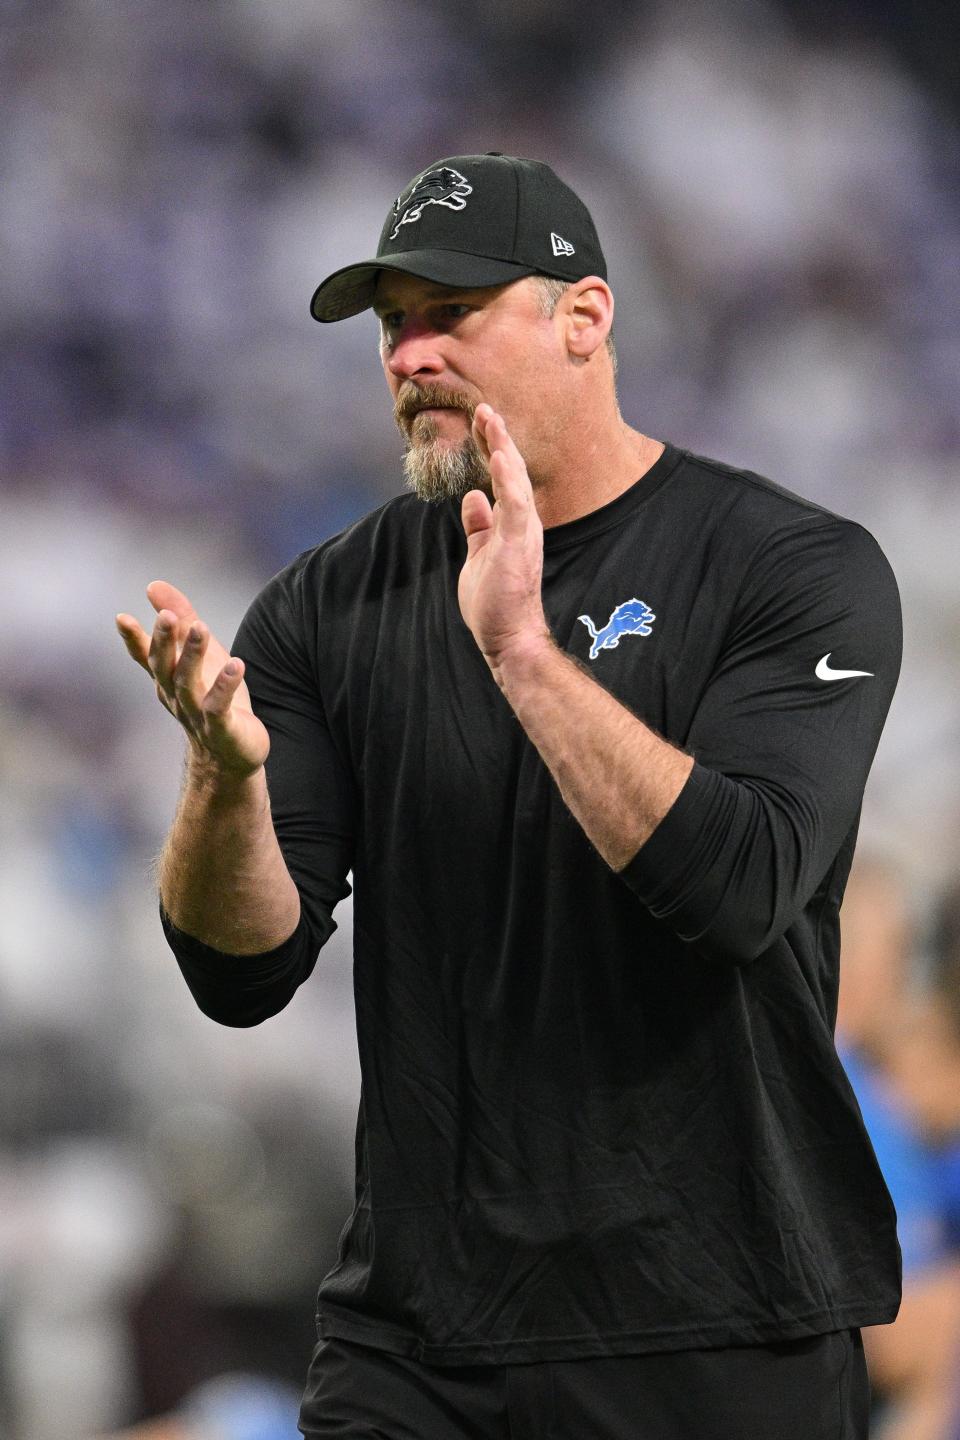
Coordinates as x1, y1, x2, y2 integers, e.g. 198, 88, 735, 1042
394, 383, 493, 503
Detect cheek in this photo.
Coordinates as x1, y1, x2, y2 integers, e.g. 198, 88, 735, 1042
382, 357, 400, 398
476, 338, 531, 406
500, 350, 555, 418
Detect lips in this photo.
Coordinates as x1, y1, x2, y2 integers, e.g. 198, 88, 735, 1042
409, 405, 464, 432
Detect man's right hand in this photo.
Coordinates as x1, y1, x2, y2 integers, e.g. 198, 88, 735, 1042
116, 580, 269, 777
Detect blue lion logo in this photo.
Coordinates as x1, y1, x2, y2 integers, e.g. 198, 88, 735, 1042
578, 598, 656, 660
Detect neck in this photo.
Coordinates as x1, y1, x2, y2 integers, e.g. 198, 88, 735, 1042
528, 404, 664, 529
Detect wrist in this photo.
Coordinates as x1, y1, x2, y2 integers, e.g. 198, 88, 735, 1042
488, 626, 557, 691
184, 746, 265, 797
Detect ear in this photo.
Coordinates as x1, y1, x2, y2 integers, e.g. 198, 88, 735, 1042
563, 277, 614, 362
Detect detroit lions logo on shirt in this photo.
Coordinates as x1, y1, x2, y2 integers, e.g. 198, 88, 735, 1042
578, 599, 656, 660
389, 168, 473, 240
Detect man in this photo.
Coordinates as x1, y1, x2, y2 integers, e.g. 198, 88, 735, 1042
117, 153, 902, 1438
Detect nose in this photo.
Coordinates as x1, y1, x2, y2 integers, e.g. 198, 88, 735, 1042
384, 318, 446, 382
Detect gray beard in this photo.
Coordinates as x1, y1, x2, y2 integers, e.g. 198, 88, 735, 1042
402, 417, 493, 504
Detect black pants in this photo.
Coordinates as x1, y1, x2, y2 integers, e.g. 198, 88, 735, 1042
299, 1328, 870, 1439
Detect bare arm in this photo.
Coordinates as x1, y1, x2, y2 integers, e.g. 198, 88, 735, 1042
116, 580, 300, 954
490, 635, 692, 868
459, 407, 899, 962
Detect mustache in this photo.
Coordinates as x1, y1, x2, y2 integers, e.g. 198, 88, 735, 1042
394, 383, 477, 434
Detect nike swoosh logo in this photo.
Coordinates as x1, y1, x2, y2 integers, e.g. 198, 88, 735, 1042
815, 654, 874, 681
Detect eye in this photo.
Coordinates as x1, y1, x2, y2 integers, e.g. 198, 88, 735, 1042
380, 311, 403, 330
441, 303, 470, 320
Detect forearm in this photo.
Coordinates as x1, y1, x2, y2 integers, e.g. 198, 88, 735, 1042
159, 754, 301, 954
492, 636, 694, 870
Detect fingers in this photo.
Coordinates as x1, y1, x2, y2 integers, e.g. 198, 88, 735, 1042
171, 620, 210, 717
473, 404, 527, 487
472, 402, 515, 444
115, 613, 151, 672
116, 605, 189, 682
118, 602, 217, 718
201, 657, 246, 719
472, 404, 531, 537
472, 402, 503, 466
117, 588, 259, 769
146, 579, 198, 623
153, 617, 230, 724
148, 609, 181, 693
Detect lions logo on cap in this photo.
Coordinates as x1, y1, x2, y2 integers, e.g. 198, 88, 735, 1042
389, 167, 473, 241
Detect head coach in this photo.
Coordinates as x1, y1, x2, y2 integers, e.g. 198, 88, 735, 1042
117, 152, 902, 1438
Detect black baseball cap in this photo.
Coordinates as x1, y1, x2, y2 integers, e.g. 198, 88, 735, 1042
309, 152, 607, 323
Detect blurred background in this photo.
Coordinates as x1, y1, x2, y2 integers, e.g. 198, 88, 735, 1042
1, 0, 959, 1436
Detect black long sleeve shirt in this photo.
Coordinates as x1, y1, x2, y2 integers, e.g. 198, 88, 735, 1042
163, 443, 903, 1364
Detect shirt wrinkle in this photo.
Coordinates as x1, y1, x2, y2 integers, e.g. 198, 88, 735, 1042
164, 444, 903, 1364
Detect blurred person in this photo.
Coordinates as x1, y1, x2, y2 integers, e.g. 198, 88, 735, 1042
118, 153, 903, 1438
921, 883, 960, 1257
97, 1371, 301, 1440
923, 883, 960, 1438
891, 881, 960, 1165
123, 1090, 352, 1419
837, 859, 960, 1439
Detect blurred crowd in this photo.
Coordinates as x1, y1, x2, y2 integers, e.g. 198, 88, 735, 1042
838, 862, 960, 1439
1, 0, 959, 1436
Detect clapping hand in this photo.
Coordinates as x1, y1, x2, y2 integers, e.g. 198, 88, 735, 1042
116, 580, 268, 776
458, 403, 551, 670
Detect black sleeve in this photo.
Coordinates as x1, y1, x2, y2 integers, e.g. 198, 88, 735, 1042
619, 517, 901, 962
163, 558, 356, 1026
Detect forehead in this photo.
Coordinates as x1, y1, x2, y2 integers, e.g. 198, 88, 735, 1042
372, 271, 522, 312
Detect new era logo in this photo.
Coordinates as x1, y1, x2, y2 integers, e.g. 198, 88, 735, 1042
551, 232, 575, 258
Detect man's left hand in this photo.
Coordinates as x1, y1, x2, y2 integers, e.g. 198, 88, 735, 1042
458, 403, 552, 671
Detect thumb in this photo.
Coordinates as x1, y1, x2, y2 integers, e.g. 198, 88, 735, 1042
461, 490, 493, 554
146, 580, 199, 621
